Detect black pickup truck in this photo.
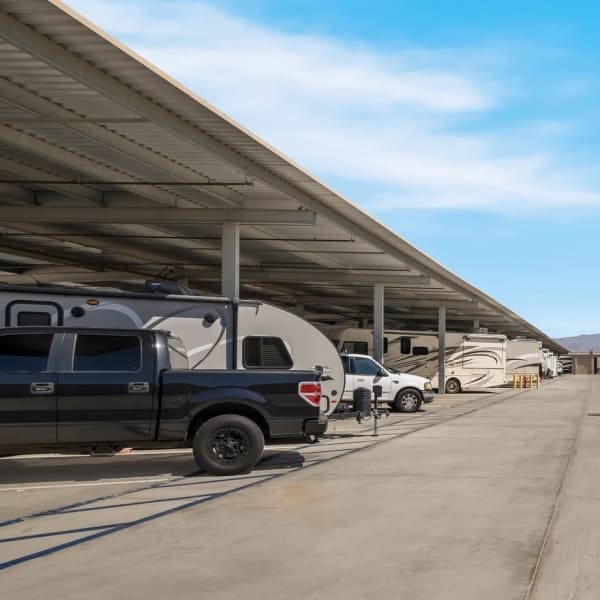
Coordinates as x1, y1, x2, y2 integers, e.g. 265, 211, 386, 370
0, 327, 327, 475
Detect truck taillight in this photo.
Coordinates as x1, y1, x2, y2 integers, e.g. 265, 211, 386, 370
299, 382, 321, 406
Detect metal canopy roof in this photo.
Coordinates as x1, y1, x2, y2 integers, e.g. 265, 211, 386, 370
0, 0, 565, 353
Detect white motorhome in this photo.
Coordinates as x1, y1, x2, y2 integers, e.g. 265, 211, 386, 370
321, 326, 507, 393
0, 285, 345, 415
506, 339, 542, 377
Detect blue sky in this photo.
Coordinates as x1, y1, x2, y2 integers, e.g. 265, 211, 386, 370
66, 0, 600, 337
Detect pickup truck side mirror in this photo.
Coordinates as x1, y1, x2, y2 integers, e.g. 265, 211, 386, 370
376, 368, 388, 377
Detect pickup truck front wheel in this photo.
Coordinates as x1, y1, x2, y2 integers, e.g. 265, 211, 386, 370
193, 414, 265, 476
394, 388, 423, 413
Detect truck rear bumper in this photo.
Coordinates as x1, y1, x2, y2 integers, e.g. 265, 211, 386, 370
304, 414, 329, 435
269, 414, 328, 438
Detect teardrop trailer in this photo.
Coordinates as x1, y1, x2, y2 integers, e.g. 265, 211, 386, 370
0, 283, 345, 416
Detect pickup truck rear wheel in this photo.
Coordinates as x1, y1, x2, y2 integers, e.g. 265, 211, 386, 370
193, 414, 264, 476
394, 388, 422, 413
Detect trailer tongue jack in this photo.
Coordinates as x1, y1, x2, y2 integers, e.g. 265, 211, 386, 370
371, 385, 386, 437
329, 386, 389, 434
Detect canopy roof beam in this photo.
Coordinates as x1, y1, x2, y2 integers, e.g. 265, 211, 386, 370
0, 206, 316, 225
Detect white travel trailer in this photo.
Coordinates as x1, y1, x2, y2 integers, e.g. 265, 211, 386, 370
506, 339, 542, 377
321, 326, 507, 393
558, 354, 572, 373
541, 348, 558, 378
547, 352, 559, 378
0, 285, 345, 415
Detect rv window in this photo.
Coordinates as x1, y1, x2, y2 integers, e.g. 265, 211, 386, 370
400, 337, 411, 355
73, 334, 141, 372
243, 337, 293, 369
0, 333, 53, 372
17, 311, 52, 327
341, 341, 369, 355
413, 346, 429, 356
383, 337, 389, 354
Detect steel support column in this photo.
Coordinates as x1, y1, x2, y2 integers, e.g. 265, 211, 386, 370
373, 283, 385, 363
438, 306, 446, 396
221, 222, 240, 299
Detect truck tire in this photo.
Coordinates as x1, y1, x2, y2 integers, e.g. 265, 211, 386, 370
393, 388, 422, 413
193, 414, 264, 476
445, 378, 461, 394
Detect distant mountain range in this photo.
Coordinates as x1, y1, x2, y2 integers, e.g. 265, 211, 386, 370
555, 334, 600, 352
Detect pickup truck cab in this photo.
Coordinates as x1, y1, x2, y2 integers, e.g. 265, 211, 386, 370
340, 353, 434, 412
0, 327, 326, 475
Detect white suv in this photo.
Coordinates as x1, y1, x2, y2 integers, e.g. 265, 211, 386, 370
340, 353, 434, 412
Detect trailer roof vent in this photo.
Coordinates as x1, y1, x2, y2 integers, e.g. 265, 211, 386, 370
145, 280, 192, 296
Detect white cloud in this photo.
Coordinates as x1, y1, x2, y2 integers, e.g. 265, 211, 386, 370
65, 0, 600, 213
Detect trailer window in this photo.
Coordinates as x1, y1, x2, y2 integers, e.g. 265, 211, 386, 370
340, 341, 368, 355
413, 346, 429, 356
243, 337, 293, 369
400, 337, 411, 355
73, 334, 141, 372
383, 337, 389, 354
17, 311, 52, 326
0, 333, 53, 372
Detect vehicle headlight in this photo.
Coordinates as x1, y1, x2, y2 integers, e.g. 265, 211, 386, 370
424, 382, 432, 391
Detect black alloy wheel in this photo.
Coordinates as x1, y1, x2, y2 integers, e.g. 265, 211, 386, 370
193, 414, 264, 476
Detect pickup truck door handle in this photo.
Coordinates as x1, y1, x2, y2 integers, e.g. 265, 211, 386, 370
128, 382, 150, 394
30, 382, 54, 395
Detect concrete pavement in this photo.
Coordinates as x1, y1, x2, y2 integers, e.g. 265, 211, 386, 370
0, 376, 594, 599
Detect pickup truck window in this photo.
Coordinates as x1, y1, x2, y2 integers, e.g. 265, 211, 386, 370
0, 333, 53, 372
341, 355, 353, 374
73, 334, 141, 372
353, 356, 382, 376
243, 336, 293, 369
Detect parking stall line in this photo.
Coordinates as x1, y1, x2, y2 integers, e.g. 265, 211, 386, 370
0, 478, 171, 493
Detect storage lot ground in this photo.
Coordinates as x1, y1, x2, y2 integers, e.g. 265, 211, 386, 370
2, 376, 598, 599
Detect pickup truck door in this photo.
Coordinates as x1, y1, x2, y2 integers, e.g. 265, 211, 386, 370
0, 332, 58, 445
57, 332, 155, 443
350, 356, 393, 402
